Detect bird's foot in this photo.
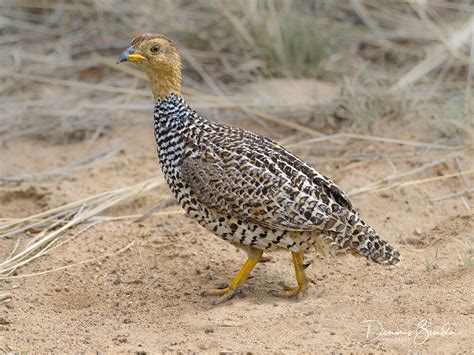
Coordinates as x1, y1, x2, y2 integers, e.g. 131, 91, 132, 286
270, 283, 307, 300
270, 270, 314, 300
201, 250, 263, 305
202, 284, 239, 305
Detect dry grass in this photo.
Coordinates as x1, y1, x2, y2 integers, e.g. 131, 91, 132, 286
0, 177, 164, 277
0, 0, 473, 276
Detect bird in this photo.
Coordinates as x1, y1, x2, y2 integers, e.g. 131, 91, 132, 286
117, 33, 400, 304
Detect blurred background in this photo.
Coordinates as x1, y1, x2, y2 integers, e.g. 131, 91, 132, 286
0, 1, 473, 352
1, 0, 472, 142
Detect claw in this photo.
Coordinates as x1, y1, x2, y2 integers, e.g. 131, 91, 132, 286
270, 284, 306, 300
202, 285, 229, 296
209, 287, 238, 304
203, 286, 247, 304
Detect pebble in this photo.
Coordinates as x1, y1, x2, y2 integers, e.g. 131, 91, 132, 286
198, 341, 211, 350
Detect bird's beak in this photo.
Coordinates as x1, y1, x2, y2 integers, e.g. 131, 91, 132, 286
116, 46, 147, 64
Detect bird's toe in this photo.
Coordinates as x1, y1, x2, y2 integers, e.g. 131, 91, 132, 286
270, 284, 307, 300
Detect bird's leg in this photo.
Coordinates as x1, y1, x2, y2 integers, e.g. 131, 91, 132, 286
204, 250, 263, 303
204, 249, 263, 304
272, 251, 311, 299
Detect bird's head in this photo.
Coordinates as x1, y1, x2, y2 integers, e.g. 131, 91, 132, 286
117, 33, 181, 101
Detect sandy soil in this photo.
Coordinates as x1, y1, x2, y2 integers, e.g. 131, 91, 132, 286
0, 118, 473, 353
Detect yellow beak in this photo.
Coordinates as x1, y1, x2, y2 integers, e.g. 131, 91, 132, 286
127, 54, 147, 62
117, 46, 147, 64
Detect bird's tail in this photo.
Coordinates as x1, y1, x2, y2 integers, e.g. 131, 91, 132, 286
332, 209, 401, 265
350, 212, 400, 265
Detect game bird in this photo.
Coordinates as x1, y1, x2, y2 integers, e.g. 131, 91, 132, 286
117, 33, 400, 304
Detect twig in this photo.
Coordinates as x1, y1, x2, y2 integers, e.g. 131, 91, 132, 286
0, 293, 12, 303
133, 196, 177, 222
241, 107, 325, 137
391, 16, 474, 91
103, 210, 184, 222
430, 189, 473, 202
342, 133, 457, 150
8, 72, 150, 97
455, 157, 472, 189
349, 152, 464, 195
0, 145, 122, 182
180, 48, 225, 96
286, 132, 460, 151
0, 178, 163, 276
0, 177, 163, 233
349, 169, 474, 196
0, 241, 135, 280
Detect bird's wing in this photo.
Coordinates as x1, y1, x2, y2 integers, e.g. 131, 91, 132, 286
181, 125, 351, 232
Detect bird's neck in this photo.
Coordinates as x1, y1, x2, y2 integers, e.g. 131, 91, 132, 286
154, 94, 190, 176
154, 93, 189, 132
144, 65, 182, 101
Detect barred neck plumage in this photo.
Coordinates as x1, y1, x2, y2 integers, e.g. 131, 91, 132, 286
153, 93, 190, 131
153, 93, 201, 176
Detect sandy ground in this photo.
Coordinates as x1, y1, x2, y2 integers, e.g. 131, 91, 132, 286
0, 118, 473, 353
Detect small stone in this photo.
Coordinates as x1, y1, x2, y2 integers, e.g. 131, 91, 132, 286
205, 328, 214, 334
123, 318, 132, 324
0, 318, 9, 325
414, 228, 422, 236
198, 340, 212, 350
330, 331, 336, 335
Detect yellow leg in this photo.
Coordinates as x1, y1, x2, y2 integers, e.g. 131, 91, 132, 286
204, 249, 263, 304
272, 251, 311, 299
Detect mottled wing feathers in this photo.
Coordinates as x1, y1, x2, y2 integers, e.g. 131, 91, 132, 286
182, 124, 351, 233
182, 148, 311, 231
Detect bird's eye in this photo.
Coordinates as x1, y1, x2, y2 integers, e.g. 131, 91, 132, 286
150, 45, 160, 53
